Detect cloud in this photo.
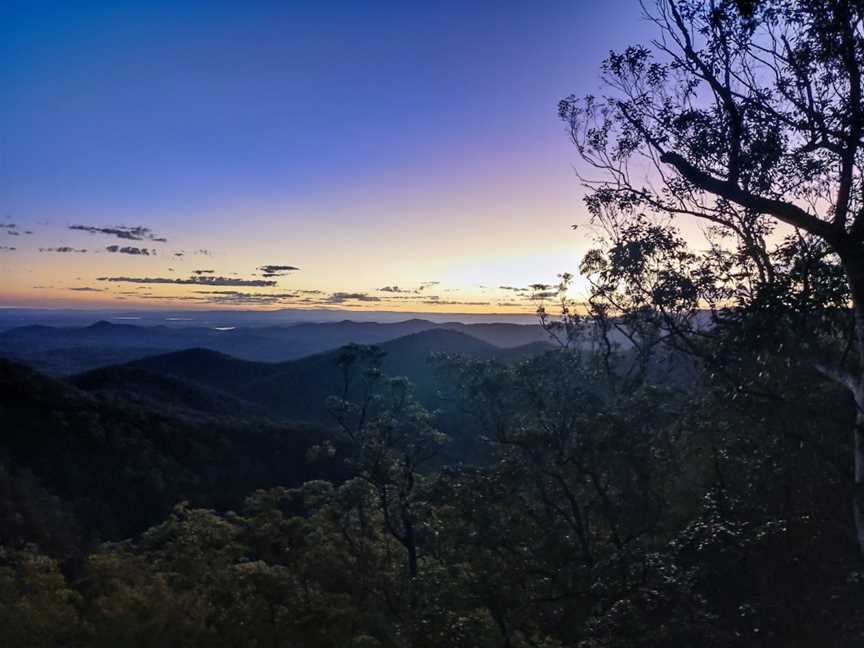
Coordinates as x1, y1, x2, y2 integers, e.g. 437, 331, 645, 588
415, 281, 440, 292
378, 285, 410, 293
0, 246, 16, 251
163, 248, 217, 260
420, 299, 490, 306
258, 264, 300, 277
0, 225, 31, 235
377, 295, 416, 301
70, 225, 167, 242
192, 269, 214, 275
96, 275, 277, 287
326, 292, 382, 304
69, 287, 103, 292
39, 247, 87, 253
136, 295, 208, 301
527, 283, 561, 300
192, 290, 301, 306
500, 285, 530, 293
106, 245, 153, 255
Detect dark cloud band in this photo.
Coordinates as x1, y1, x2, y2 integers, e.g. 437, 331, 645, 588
259, 264, 300, 277
39, 247, 87, 253
70, 224, 167, 242
106, 245, 153, 255
326, 292, 381, 303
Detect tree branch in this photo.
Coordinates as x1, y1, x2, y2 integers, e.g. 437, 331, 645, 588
659, 150, 841, 243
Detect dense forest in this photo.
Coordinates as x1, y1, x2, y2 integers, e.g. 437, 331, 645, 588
2, 321, 862, 646
6, 0, 864, 645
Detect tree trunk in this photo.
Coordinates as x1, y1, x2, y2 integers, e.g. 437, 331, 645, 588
404, 517, 418, 579
854, 411, 864, 556
839, 249, 864, 557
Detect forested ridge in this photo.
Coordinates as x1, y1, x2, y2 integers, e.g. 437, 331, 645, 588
1, 324, 862, 645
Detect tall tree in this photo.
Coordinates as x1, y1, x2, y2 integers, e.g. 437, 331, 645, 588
327, 345, 447, 580
559, 0, 864, 554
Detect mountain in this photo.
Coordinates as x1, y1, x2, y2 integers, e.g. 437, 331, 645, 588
104, 347, 284, 393
0, 320, 279, 366
70, 363, 266, 418
0, 307, 540, 332
0, 318, 552, 374
244, 328, 510, 420
0, 359, 346, 544
0, 345, 166, 376
80, 329, 551, 423
433, 321, 552, 348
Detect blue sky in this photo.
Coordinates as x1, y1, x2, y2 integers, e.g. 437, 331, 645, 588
1, 0, 652, 311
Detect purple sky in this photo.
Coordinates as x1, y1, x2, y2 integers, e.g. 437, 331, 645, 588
1, 0, 653, 312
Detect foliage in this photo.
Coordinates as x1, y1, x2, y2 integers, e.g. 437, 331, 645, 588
3, 332, 863, 645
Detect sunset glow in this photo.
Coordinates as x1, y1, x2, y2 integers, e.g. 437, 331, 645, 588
2, 0, 648, 313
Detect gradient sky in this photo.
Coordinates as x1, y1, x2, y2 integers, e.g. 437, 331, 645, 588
1, 0, 653, 312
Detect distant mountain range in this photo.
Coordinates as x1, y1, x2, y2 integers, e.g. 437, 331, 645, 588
0, 307, 539, 331
0, 316, 685, 549
0, 326, 555, 543
71, 328, 555, 422
0, 318, 553, 374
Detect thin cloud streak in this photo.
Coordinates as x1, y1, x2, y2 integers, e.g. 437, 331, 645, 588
326, 292, 382, 304
96, 275, 277, 287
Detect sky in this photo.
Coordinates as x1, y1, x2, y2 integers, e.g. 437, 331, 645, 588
1, 0, 654, 313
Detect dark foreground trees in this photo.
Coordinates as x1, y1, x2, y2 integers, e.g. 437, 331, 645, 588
559, 0, 864, 555
2, 342, 863, 646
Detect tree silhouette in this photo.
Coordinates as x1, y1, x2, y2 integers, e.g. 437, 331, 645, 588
560, 0, 864, 555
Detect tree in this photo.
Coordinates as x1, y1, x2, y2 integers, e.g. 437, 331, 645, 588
326, 345, 447, 580
436, 350, 686, 645
559, 0, 864, 555
0, 549, 80, 647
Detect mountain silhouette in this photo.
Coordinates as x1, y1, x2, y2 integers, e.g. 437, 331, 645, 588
79, 328, 554, 422
0, 318, 552, 374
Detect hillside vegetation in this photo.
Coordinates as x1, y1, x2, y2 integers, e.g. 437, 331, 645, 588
1, 325, 862, 645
